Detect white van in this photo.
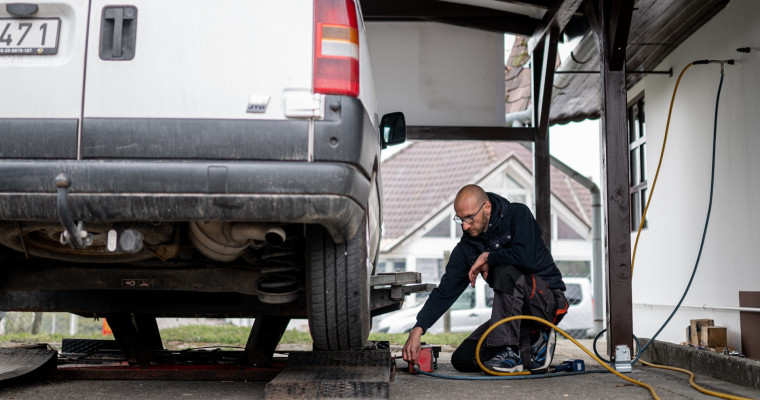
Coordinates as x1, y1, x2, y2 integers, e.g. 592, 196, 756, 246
374, 277, 595, 339
0, 0, 405, 353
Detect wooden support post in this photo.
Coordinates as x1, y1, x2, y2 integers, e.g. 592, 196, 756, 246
585, 0, 634, 363
442, 251, 451, 333
531, 27, 558, 247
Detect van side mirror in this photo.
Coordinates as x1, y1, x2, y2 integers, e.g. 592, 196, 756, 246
380, 112, 406, 149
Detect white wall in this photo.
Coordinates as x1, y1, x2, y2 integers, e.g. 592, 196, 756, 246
630, 0, 760, 350
365, 22, 506, 126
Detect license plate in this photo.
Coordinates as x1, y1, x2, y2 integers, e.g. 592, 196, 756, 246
0, 18, 61, 55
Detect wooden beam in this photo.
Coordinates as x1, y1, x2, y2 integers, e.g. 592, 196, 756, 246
531, 27, 559, 250
406, 126, 535, 141
608, 0, 634, 71
496, 0, 556, 8
536, 27, 559, 131
589, 0, 633, 362
528, 0, 584, 53
360, 0, 540, 35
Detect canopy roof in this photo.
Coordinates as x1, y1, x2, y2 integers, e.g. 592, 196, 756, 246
361, 0, 728, 125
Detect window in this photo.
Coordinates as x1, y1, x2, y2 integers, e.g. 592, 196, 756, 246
565, 283, 583, 305
423, 218, 451, 238
504, 175, 528, 205
628, 94, 647, 231
416, 258, 443, 283
451, 287, 475, 310
555, 260, 590, 278
380, 259, 405, 274
556, 216, 583, 240
485, 285, 494, 307
482, 172, 531, 207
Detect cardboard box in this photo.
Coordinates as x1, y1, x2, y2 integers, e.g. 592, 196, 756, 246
700, 326, 727, 348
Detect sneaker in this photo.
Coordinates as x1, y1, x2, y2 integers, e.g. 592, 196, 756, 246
483, 347, 523, 373
530, 329, 556, 370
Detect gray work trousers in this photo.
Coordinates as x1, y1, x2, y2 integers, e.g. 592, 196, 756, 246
451, 264, 567, 372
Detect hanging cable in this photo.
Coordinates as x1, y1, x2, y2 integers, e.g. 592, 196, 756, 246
632, 61, 725, 362
631, 62, 694, 274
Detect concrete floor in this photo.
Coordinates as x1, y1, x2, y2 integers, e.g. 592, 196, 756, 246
1, 340, 758, 399
392, 340, 760, 400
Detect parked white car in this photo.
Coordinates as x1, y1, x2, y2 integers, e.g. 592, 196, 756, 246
374, 277, 595, 339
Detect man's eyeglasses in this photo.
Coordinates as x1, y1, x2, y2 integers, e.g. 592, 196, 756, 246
453, 202, 486, 225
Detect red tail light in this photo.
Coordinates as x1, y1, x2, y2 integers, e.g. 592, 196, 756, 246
313, 0, 359, 97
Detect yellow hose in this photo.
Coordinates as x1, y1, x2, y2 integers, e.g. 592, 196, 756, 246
640, 360, 753, 400
631, 62, 694, 275
475, 315, 661, 400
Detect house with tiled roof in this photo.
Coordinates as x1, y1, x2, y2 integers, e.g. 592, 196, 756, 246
378, 141, 593, 296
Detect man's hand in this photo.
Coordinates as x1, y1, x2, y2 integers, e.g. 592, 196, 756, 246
468, 252, 490, 287
402, 327, 424, 366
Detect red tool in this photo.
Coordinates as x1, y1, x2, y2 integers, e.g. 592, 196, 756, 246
408, 344, 440, 373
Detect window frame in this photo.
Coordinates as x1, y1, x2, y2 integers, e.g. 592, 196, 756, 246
628, 93, 647, 231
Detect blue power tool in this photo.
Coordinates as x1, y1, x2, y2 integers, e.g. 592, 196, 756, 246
549, 359, 585, 373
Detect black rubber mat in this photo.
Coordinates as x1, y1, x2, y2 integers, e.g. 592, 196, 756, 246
0, 347, 57, 384
265, 347, 391, 399
61, 338, 121, 355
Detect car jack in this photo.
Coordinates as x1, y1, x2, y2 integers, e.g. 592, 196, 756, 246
54, 173, 93, 249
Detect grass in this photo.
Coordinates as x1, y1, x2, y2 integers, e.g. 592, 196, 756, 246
369, 332, 470, 347
0, 332, 108, 344
2, 325, 470, 348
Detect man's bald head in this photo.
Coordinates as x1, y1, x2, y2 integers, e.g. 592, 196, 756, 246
453, 184, 491, 237
455, 184, 488, 206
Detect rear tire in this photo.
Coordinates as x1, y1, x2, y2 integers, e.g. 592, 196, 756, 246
306, 219, 370, 351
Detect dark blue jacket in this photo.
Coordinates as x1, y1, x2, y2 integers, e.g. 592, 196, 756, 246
413, 192, 565, 333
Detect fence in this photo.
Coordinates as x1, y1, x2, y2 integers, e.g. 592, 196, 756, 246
0, 312, 105, 338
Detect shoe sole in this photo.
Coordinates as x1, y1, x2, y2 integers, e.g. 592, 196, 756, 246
490, 364, 524, 373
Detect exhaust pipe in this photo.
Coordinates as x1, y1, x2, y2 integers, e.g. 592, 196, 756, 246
189, 222, 286, 262
229, 224, 286, 247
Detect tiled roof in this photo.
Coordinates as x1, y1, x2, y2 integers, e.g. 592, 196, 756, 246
381, 141, 593, 245
505, 36, 531, 114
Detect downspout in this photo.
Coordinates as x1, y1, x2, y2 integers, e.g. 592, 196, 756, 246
510, 110, 603, 333
504, 104, 533, 127
548, 159, 603, 334
518, 140, 603, 333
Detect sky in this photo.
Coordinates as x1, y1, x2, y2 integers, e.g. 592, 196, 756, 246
540, 34, 602, 185
550, 119, 601, 185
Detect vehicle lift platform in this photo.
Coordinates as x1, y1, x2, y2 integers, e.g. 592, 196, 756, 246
0, 272, 433, 399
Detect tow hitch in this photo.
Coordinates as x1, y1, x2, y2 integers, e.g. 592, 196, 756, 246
54, 173, 93, 249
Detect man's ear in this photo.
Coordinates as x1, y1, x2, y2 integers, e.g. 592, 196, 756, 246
484, 200, 492, 214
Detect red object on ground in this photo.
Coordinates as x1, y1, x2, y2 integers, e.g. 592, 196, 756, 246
409, 346, 434, 373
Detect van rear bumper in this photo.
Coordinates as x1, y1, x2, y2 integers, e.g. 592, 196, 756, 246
0, 160, 368, 242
